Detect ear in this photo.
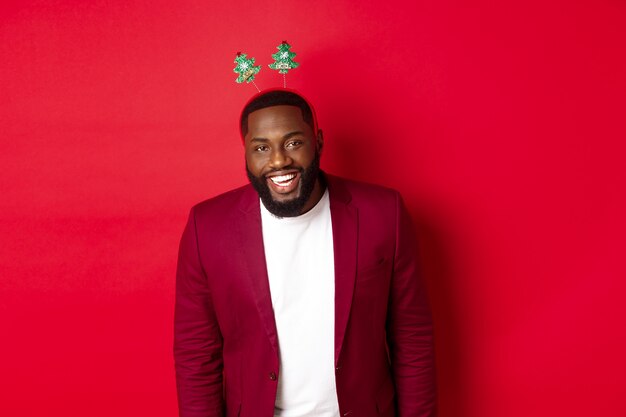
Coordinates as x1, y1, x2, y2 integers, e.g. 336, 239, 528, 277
316, 129, 324, 154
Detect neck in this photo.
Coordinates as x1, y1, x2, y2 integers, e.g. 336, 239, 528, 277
299, 176, 326, 215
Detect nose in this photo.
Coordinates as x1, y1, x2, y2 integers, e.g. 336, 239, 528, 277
268, 148, 292, 169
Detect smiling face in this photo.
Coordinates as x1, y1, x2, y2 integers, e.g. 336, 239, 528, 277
244, 105, 324, 218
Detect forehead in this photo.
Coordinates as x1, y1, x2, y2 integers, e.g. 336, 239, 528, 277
246, 105, 311, 138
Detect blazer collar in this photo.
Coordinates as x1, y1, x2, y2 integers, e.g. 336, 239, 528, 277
326, 174, 358, 365
236, 188, 279, 357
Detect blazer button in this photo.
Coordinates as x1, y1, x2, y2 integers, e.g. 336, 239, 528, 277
269, 372, 277, 381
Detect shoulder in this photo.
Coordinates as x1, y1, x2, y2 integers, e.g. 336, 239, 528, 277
189, 183, 257, 219
326, 173, 401, 206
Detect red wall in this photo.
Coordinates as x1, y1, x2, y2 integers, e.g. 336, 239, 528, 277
1, 1, 625, 416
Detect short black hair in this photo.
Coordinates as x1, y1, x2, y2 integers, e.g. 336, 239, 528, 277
240, 90, 314, 137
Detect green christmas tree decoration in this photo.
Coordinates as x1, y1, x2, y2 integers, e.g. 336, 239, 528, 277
268, 41, 300, 74
233, 52, 261, 84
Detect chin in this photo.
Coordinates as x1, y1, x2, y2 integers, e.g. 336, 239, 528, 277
270, 188, 302, 203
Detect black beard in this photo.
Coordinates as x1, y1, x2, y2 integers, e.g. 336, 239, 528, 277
246, 152, 321, 218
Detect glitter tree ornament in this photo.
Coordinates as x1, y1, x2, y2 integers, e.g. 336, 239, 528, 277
269, 41, 300, 87
233, 52, 261, 92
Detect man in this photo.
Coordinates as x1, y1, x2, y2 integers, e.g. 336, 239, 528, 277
174, 90, 436, 417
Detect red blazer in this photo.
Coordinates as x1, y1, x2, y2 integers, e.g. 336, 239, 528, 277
174, 174, 436, 417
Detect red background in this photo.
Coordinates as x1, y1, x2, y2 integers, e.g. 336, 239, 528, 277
1, 1, 625, 416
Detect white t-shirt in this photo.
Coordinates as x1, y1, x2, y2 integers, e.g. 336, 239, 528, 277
260, 189, 340, 417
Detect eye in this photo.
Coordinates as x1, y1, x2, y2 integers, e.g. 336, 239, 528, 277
254, 144, 269, 152
285, 140, 303, 149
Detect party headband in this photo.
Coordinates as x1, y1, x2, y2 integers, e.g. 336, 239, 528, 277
233, 41, 300, 92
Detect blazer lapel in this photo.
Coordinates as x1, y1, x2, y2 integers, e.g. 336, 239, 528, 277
327, 175, 358, 366
236, 187, 280, 358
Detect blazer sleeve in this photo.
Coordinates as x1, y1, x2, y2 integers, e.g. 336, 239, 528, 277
174, 207, 225, 417
386, 193, 437, 417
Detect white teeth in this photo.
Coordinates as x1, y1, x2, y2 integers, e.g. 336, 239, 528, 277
269, 173, 296, 184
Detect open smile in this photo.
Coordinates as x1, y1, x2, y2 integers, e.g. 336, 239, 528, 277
266, 171, 301, 195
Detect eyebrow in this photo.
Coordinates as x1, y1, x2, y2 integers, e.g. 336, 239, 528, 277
250, 131, 305, 143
